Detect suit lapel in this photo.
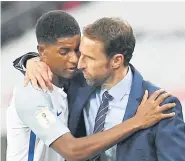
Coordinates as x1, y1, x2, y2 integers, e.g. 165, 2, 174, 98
123, 64, 144, 122
116, 64, 145, 157
69, 85, 95, 135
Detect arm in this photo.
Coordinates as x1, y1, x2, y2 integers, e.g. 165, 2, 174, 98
13, 52, 53, 91
52, 90, 176, 161
15, 85, 175, 161
6, 89, 33, 161
155, 96, 185, 161
13, 52, 39, 74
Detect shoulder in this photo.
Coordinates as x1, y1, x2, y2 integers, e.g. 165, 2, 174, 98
142, 80, 160, 94
15, 83, 50, 102
14, 83, 52, 115
142, 80, 179, 101
142, 80, 183, 116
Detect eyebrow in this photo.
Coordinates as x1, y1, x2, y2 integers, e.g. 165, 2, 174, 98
59, 47, 70, 52
82, 53, 96, 60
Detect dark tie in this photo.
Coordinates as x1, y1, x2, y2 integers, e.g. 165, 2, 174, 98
91, 91, 113, 161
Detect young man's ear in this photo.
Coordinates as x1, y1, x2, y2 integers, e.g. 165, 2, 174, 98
37, 44, 45, 56
111, 54, 124, 69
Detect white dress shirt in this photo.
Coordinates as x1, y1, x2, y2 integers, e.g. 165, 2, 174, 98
84, 66, 133, 161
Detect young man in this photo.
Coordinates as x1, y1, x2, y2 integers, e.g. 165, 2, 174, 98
10, 13, 182, 161
7, 10, 175, 161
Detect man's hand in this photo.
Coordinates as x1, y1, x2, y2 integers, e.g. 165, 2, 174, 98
134, 89, 176, 129
24, 57, 53, 91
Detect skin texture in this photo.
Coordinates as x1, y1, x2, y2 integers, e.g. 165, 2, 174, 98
25, 35, 81, 90
78, 36, 128, 89
22, 35, 176, 161
38, 35, 81, 79
50, 89, 175, 161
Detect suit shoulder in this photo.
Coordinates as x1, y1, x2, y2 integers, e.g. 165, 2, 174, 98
142, 80, 161, 95
143, 80, 183, 110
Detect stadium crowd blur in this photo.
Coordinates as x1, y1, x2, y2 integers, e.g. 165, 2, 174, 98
1, 1, 88, 46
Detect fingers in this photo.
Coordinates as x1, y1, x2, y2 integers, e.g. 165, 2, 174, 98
161, 112, 176, 119
26, 58, 40, 90
41, 72, 53, 91
47, 66, 53, 81
37, 67, 52, 91
24, 72, 30, 87
29, 74, 39, 90
44, 66, 53, 91
158, 103, 176, 120
38, 63, 53, 91
159, 103, 176, 112
148, 89, 165, 101
141, 90, 148, 104
155, 92, 172, 105
35, 73, 47, 92
26, 59, 53, 92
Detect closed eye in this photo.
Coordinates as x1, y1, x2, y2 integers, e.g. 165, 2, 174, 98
59, 48, 70, 56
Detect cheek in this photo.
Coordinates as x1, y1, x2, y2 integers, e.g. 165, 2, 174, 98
47, 56, 68, 69
89, 61, 109, 76
55, 58, 67, 66
86, 61, 98, 74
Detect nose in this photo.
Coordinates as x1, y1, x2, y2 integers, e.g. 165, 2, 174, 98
69, 52, 78, 65
78, 55, 86, 70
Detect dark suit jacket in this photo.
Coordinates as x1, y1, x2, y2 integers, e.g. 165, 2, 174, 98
14, 53, 185, 161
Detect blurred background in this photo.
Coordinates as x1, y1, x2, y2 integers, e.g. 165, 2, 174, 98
1, 1, 185, 161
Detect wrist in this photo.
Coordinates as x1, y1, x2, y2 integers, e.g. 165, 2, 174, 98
26, 56, 40, 68
130, 116, 144, 130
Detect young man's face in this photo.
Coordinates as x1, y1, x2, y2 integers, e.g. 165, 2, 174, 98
39, 35, 81, 78
78, 36, 113, 87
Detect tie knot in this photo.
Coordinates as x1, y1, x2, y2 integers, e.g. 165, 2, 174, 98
102, 91, 113, 102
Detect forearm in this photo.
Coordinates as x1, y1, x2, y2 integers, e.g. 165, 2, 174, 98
53, 116, 141, 161
13, 52, 39, 73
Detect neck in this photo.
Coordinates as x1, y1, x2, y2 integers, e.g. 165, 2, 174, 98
101, 66, 129, 89
52, 74, 60, 87
52, 74, 68, 88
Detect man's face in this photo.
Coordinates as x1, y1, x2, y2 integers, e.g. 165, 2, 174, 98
78, 36, 113, 87
39, 35, 81, 78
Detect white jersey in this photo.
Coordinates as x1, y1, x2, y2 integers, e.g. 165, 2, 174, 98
6, 83, 70, 161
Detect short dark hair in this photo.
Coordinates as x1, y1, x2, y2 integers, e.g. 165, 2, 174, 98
83, 17, 135, 66
36, 10, 81, 44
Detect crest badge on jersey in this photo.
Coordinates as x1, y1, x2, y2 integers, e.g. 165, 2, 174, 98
35, 107, 56, 128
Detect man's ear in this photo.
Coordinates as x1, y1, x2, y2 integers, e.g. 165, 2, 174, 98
37, 44, 45, 56
111, 54, 124, 69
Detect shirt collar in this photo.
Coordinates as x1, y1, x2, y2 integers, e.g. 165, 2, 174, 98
100, 66, 133, 101
48, 84, 67, 99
